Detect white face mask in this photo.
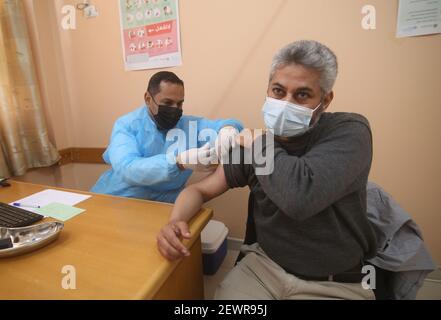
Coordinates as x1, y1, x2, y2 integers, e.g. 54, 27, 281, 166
262, 97, 322, 137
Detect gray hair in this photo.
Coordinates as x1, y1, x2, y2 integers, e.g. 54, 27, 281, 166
270, 40, 338, 94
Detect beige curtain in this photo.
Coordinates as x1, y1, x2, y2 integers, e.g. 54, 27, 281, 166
0, 0, 59, 178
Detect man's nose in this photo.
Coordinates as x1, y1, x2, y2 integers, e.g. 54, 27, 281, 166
283, 95, 297, 105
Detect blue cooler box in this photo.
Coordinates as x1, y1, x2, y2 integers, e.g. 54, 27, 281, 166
201, 220, 229, 276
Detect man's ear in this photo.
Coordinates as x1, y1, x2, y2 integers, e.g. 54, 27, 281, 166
145, 92, 157, 115
322, 91, 334, 111
144, 92, 151, 105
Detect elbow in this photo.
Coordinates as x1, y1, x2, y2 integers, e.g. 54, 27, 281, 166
179, 185, 206, 206
187, 185, 210, 203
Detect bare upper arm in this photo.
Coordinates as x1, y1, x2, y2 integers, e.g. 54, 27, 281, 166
191, 165, 230, 202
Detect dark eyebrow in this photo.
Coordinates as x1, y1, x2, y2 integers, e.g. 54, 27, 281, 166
271, 82, 286, 89
272, 83, 314, 93
296, 87, 314, 93
161, 99, 185, 105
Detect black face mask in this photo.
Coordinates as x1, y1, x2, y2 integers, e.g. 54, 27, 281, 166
153, 105, 183, 131
148, 92, 183, 130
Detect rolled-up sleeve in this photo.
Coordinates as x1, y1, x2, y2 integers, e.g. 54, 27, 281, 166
223, 147, 250, 188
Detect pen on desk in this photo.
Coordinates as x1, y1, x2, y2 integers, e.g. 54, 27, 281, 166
13, 203, 41, 209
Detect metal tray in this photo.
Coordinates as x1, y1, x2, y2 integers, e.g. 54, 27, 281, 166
0, 222, 64, 258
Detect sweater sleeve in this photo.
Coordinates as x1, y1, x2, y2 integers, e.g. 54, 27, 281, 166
223, 147, 251, 189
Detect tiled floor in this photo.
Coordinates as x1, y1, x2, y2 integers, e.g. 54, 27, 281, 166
203, 250, 441, 300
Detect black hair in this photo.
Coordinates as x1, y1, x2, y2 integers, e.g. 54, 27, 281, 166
147, 71, 184, 96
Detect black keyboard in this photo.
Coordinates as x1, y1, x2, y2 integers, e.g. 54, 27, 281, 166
0, 202, 44, 228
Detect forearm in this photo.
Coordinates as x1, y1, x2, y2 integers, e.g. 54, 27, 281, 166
169, 186, 205, 222
115, 153, 180, 186
158, 162, 232, 261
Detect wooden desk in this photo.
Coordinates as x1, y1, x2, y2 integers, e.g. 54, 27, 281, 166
0, 181, 212, 300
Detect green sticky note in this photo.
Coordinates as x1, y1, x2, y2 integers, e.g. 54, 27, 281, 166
35, 202, 85, 222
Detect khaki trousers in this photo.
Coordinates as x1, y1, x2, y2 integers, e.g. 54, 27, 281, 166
215, 243, 375, 300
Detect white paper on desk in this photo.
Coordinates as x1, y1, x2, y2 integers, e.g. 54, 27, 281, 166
397, 0, 441, 38
10, 189, 91, 214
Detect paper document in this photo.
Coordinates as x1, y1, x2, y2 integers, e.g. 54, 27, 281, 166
10, 189, 91, 214
397, 0, 441, 38
35, 203, 85, 222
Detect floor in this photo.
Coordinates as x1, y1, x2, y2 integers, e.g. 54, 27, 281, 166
417, 268, 441, 300
203, 250, 441, 300
204, 249, 240, 300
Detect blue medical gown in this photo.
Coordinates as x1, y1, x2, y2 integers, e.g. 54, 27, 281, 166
91, 106, 243, 203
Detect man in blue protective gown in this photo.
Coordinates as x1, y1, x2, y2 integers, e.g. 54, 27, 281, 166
91, 71, 243, 203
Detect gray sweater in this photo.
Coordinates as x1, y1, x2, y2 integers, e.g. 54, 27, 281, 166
224, 112, 378, 277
